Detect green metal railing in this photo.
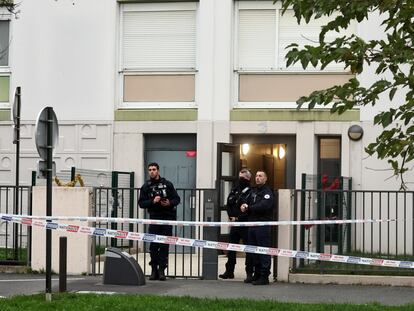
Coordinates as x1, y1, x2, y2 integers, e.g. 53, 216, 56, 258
292, 188, 414, 276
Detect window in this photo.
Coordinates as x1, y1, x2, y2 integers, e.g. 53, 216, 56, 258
234, 1, 355, 107
0, 18, 10, 106
0, 20, 9, 67
236, 1, 354, 72
318, 137, 342, 244
119, 3, 197, 108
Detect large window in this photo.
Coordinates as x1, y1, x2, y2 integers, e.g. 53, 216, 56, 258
234, 1, 354, 107
119, 3, 197, 108
236, 1, 354, 72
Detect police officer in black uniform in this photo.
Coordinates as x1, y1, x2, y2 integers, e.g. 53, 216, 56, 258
138, 162, 181, 281
240, 170, 274, 285
219, 168, 254, 282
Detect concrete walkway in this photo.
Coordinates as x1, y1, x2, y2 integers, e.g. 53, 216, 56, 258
1, 273, 414, 306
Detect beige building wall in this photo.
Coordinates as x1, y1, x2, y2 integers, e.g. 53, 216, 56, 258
124, 74, 195, 102
239, 74, 353, 102
31, 187, 92, 275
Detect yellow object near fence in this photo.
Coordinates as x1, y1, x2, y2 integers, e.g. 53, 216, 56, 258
54, 174, 85, 187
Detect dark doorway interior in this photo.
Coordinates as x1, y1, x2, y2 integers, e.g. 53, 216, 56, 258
144, 134, 197, 253
317, 136, 342, 245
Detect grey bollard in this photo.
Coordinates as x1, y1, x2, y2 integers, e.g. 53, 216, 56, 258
202, 190, 218, 280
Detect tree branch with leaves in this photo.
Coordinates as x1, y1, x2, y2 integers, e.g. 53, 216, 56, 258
278, 0, 414, 190
0, 0, 17, 14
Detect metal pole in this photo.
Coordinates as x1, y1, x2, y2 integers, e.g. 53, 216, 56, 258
59, 237, 67, 293
13, 87, 21, 261
45, 107, 53, 301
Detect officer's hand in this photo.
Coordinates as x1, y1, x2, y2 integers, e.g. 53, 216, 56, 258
240, 203, 248, 213
160, 198, 170, 207
153, 196, 161, 203
229, 217, 236, 222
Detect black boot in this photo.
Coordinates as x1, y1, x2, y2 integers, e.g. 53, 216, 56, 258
219, 271, 234, 279
158, 268, 166, 281
252, 277, 269, 285
244, 273, 253, 283
149, 266, 159, 280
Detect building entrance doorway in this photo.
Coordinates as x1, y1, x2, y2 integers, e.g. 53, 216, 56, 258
216, 136, 296, 279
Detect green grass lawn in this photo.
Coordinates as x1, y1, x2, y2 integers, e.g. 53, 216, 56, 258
1, 294, 414, 311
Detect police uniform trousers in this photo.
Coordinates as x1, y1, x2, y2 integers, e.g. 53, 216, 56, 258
225, 226, 253, 273
248, 225, 271, 277
148, 224, 173, 269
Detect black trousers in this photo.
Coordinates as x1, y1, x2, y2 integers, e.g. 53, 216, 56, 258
225, 226, 253, 274
148, 224, 173, 269
248, 226, 271, 278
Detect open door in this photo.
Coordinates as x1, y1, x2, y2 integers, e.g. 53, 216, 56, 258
216, 143, 241, 242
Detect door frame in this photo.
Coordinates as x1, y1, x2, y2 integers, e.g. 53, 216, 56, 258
216, 143, 241, 242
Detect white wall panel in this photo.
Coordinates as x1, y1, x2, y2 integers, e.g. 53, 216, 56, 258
0, 124, 12, 152
0, 122, 112, 185
79, 125, 111, 153
58, 125, 78, 153
80, 156, 110, 170
11, 0, 116, 121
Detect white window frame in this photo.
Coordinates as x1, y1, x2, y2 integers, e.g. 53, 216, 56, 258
233, 1, 355, 109
0, 12, 12, 109
118, 2, 198, 109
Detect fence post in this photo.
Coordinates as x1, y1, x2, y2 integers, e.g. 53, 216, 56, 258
59, 236, 67, 292
111, 172, 119, 247
202, 190, 218, 280
277, 189, 294, 282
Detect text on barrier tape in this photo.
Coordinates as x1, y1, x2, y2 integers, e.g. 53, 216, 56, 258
0, 214, 398, 227
1, 215, 413, 269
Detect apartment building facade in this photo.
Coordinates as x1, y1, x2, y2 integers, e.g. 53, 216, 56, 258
0, 0, 409, 195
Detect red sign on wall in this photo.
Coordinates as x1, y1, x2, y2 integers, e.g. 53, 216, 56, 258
186, 151, 197, 157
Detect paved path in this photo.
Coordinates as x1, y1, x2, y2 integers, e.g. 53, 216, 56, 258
1, 274, 414, 306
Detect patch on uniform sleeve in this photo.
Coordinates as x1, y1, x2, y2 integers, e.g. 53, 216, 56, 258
264, 194, 270, 199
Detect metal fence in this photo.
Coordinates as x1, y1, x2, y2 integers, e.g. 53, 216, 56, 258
0, 186, 32, 265
292, 189, 414, 276
91, 187, 209, 278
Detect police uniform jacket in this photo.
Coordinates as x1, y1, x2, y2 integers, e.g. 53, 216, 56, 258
226, 182, 252, 222
248, 185, 274, 221
138, 177, 181, 220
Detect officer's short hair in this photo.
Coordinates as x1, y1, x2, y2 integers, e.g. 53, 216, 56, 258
256, 170, 267, 178
240, 168, 252, 180
148, 162, 159, 170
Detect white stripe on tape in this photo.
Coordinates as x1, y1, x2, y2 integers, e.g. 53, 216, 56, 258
0, 214, 398, 227
2, 216, 413, 269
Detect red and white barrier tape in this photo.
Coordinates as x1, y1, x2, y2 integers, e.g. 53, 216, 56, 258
1, 215, 413, 269
0, 214, 398, 227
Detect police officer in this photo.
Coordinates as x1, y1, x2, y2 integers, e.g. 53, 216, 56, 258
219, 168, 254, 282
240, 170, 274, 285
138, 162, 181, 281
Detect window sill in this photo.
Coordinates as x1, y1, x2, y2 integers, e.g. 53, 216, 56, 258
235, 69, 353, 75
234, 102, 340, 109
230, 108, 360, 122
115, 108, 197, 121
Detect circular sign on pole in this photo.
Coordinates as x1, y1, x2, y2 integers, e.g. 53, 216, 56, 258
35, 107, 59, 161
12, 87, 21, 125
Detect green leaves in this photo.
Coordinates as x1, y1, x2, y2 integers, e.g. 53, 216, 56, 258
278, 0, 414, 189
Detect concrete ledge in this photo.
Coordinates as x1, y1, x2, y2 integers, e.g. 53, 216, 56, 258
230, 109, 360, 121
115, 109, 197, 121
290, 273, 414, 287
